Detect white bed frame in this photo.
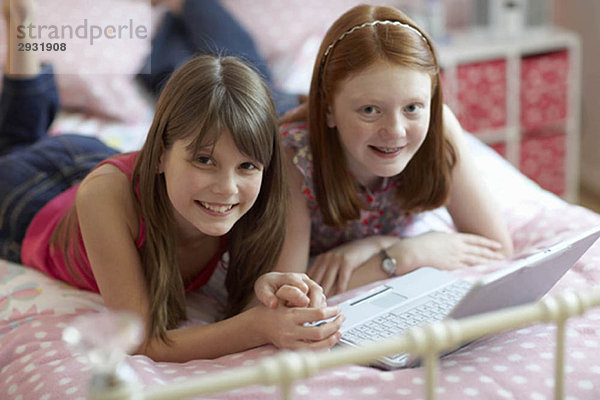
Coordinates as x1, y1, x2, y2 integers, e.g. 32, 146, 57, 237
86, 287, 600, 400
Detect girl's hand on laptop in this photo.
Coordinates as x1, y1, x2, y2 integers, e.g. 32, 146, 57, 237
254, 303, 344, 350
397, 231, 505, 271
255, 272, 327, 309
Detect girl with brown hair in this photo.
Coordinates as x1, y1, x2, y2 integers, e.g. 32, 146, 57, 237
279, 4, 513, 296
0, 0, 342, 362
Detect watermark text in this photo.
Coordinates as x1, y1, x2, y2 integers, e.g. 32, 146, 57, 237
17, 19, 148, 46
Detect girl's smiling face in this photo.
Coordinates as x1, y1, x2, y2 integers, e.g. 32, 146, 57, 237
160, 129, 263, 239
327, 61, 432, 189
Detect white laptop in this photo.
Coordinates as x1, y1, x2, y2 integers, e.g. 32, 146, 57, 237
321, 225, 600, 370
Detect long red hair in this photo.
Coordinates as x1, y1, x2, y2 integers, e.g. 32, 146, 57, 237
308, 5, 456, 226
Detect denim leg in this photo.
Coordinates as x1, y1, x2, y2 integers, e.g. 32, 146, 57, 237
179, 0, 273, 83
179, 0, 298, 115
138, 0, 298, 115
137, 11, 195, 96
0, 64, 59, 156
0, 134, 118, 263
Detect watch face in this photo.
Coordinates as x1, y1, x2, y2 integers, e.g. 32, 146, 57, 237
382, 258, 397, 275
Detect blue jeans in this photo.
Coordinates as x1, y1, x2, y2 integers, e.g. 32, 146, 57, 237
137, 0, 298, 115
0, 65, 118, 263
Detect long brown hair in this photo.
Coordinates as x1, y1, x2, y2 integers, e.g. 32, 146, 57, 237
134, 55, 286, 341
308, 5, 456, 226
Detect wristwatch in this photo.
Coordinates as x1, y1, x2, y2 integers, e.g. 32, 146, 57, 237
379, 249, 397, 277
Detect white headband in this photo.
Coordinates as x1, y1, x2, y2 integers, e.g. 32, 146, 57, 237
322, 20, 430, 59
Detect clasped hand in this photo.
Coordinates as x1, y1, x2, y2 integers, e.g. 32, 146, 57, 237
253, 272, 344, 350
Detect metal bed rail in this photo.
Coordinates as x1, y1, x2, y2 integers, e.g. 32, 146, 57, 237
88, 287, 600, 400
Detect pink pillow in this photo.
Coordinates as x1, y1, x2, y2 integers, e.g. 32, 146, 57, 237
0, 0, 156, 122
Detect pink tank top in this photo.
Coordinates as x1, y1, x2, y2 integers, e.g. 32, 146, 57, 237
21, 152, 223, 293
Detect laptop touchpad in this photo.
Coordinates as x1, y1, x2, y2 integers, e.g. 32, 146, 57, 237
370, 292, 408, 308
343, 291, 408, 329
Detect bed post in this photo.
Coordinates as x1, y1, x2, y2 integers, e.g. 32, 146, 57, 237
539, 291, 587, 400
62, 312, 144, 400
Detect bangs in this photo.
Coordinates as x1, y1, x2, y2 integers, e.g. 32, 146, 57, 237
186, 88, 275, 167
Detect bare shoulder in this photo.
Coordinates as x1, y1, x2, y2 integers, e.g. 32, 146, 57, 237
76, 163, 139, 237
77, 163, 131, 202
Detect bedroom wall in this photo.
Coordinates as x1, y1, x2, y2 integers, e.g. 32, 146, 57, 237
554, 1, 600, 196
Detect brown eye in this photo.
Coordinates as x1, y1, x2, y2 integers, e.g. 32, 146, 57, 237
240, 162, 261, 171
195, 156, 214, 165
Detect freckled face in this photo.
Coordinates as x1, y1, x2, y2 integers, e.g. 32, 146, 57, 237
159, 129, 263, 238
327, 62, 432, 188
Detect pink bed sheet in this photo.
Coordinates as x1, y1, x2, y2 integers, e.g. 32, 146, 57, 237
2, 137, 600, 400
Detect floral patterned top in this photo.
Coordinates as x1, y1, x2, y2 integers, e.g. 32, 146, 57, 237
280, 122, 417, 257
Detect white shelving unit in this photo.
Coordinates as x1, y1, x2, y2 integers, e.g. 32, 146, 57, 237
437, 27, 581, 202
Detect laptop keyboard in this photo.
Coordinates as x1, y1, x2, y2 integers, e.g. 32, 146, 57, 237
342, 279, 473, 352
